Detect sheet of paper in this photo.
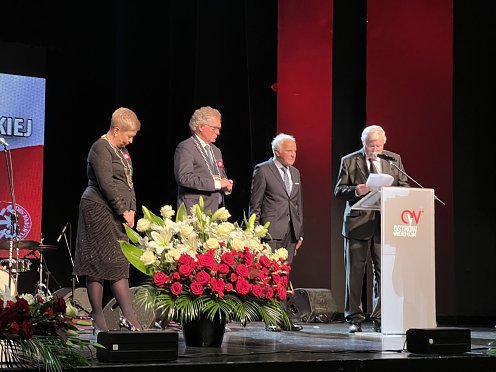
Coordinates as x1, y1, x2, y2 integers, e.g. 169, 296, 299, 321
366, 173, 394, 191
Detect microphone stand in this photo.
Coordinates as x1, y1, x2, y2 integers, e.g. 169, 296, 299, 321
61, 225, 88, 315
386, 160, 446, 206
2, 142, 21, 293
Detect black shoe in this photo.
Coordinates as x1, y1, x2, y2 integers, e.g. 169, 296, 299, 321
349, 322, 362, 333
290, 323, 302, 331
372, 320, 381, 333
265, 325, 282, 332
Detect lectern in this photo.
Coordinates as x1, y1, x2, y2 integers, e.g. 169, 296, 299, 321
353, 186, 437, 334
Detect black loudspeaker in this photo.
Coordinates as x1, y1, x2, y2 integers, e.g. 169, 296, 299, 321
96, 330, 178, 362
406, 327, 471, 354
283, 288, 337, 323
103, 286, 159, 330
52, 287, 91, 317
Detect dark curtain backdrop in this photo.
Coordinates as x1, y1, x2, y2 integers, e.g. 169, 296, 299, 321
1, 0, 495, 322
1, 0, 278, 297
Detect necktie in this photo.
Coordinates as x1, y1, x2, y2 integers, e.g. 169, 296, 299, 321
283, 167, 291, 194
205, 145, 217, 171
369, 159, 377, 174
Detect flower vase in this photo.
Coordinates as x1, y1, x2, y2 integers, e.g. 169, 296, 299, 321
181, 313, 226, 347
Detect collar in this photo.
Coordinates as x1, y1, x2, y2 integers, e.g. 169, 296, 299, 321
194, 134, 209, 148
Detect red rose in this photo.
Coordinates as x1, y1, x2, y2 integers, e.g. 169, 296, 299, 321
195, 270, 211, 285
216, 159, 224, 169
190, 281, 204, 295
235, 263, 249, 278
19, 319, 33, 339
235, 277, 250, 295
154, 271, 168, 287
170, 281, 183, 296
9, 321, 20, 335
178, 263, 193, 277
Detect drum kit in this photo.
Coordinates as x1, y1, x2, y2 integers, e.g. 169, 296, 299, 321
0, 239, 56, 296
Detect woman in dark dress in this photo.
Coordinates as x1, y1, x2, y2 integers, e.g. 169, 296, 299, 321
73, 107, 143, 332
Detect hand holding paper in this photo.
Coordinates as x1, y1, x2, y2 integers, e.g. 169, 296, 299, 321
366, 173, 394, 192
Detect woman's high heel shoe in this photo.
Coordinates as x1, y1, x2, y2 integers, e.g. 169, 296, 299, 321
119, 316, 140, 331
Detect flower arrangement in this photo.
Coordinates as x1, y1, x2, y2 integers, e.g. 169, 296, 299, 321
0, 292, 100, 371
120, 197, 292, 329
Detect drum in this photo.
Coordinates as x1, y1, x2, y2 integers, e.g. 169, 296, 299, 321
0, 258, 32, 273
0, 269, 16, 296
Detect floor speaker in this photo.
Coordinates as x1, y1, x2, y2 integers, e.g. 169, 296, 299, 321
283, 288, 337, 323
103, 286, 158, 330
52, 287, 92, 317
96, 330, 178, 362
406, 327, 471, 354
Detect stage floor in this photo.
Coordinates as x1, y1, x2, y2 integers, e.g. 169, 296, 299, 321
78, 320, 496, 371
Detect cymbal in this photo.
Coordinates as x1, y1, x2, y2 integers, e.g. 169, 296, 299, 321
31, 244, 57, 251
0, 239, 40, 250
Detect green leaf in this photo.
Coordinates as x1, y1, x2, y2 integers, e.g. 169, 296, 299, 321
123, 223, 141, 244
119, 240, 148, 275
176, 202, 187, 221
142, 206, 165, 226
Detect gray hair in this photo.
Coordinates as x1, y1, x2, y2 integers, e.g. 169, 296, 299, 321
271, 133, 296, 154
111, 107, 141, 131
361, 125, 387, 144
189, 106, 221, 133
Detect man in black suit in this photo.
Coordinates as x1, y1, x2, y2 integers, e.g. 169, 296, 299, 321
334, 124, 410, 333
249, 133, 304, 331
174, 106, 233, 214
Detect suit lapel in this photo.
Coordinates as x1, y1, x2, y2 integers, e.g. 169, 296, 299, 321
269, 160, 288, 194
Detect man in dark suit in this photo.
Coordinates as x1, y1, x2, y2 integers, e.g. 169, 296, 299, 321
334, 124, 410, 333
174, 106, 233, 214
249, 133, 304, 331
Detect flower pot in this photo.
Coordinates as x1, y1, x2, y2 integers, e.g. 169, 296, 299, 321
181, 314, 226, 347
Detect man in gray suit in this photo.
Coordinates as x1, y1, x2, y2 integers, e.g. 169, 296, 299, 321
249, 133, 304, 332
249, 133, 304, 265
174, 106, 233, 214
334, 125, 410, 334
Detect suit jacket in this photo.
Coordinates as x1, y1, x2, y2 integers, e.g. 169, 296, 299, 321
174, 136, 228, 213
334, 149, 410, 240
248, 158, 304, 241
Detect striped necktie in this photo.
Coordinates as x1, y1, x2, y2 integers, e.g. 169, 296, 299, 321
283, 166, 291, 194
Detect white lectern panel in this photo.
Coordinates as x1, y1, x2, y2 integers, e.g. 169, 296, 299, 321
381, 187, 437, 334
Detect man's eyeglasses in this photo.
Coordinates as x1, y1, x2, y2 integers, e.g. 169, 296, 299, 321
203, 123, 222, 133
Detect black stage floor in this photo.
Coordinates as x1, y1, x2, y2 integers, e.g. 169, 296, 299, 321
75, 320, 496, 372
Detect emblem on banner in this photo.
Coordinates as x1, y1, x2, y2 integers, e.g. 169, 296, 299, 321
0, 201, 32, 240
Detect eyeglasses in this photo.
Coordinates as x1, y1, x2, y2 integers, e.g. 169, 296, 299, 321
203, 123, 222, 133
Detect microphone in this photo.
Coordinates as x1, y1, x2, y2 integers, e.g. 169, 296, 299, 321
56, 222, 70, 243
373, 152, 397, 162
0, 137, 9, 147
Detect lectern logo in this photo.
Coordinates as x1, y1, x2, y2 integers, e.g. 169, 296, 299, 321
0, 201, 32, 240
393, 209, 424, 238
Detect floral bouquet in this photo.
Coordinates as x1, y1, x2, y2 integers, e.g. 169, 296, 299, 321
120, 197, 293, 329
0, 292, 101, 371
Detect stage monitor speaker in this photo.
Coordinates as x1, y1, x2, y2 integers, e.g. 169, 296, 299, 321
52, 287, 91, 317
103, 286, 159, 330
97, 330, 178, 362
406, 327, 471, 354
283, 288, 337, 323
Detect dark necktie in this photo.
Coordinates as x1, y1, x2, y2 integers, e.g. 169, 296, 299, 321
369, 159, 377, 174
283, 167, 291, 194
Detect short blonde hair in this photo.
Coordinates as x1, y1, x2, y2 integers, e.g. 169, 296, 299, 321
111, 107, 141, 131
